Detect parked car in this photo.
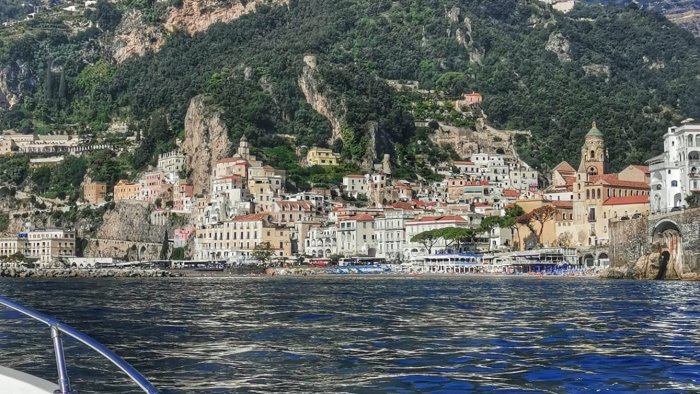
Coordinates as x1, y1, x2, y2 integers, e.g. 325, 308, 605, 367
671, 206, 682, 212
632, 213, 642, 219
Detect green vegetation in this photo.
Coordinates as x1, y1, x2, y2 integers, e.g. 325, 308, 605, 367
0, 212, 9, 232
0, 156, 29, 186
259, 145, 360, 190
3, 0, 700, 176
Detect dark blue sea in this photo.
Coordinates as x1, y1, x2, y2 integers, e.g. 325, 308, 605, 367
1, 277, 700, 393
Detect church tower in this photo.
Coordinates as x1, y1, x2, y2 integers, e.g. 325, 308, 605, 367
577, 121, 608, 177
237, 135, 250, 160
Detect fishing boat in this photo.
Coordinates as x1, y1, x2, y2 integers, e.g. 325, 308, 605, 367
0, 296, 159, 393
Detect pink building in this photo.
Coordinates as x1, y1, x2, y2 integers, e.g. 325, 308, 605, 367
455, 93, 483, 110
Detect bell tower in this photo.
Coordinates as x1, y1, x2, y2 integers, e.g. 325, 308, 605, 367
237, 135, 250, 160
578, 121, 608, 177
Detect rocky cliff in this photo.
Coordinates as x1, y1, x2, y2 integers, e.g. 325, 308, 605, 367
108, 0, 289, 63
83, 201, 174, 260
165, 0, 290, 35
0, 61, 36, 109
109, 10, 166, 64
182, 95, 232, 196
298, 55, 344, 144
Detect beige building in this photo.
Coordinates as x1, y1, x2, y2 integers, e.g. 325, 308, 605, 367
114, 180, 140, 202
194, 212, 291, 260
83, 181, 107, 205
306, 147, 340, 166
0, 228, 76, 265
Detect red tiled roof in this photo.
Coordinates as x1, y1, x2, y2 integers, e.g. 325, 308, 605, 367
217, 157, 248, 165
352, 214, 375, 222
473, 202, 489, 208
627, 165, 650, 174
589, 174, 649, 189
392, 201, 414, 210
602, 195, 649, 206
345, 174, 365, 179
551, 201, 573, 209
412, 215, 467, 223
553, 161, 576, 174
564, 176, 576, 186
503, 189, 520, 198
233, 212, 273, 222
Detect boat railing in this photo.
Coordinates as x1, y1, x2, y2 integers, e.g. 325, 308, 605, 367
0, 295, 159, 394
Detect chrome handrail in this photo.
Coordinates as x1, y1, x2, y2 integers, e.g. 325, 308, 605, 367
0, 296, 159, 394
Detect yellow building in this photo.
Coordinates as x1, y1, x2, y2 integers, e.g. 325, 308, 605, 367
306, 147, 340, 166
114, 180, 140, 202
83, 181, 107, 205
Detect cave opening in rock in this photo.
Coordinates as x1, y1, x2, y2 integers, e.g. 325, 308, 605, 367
656, 251, 670, 280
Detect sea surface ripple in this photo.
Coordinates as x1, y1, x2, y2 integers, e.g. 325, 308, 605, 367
0, 277, 699, 393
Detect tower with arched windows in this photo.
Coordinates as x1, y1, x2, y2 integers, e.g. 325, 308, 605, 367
577, 121, 608, 177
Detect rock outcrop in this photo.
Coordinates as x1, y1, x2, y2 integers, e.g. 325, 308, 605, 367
182, 95, 232, 196
109, 10, 166, 64
545, 32, 572, 63
298, 55, 345, 144
0, 61, 36, 108
165, 0, 290, 35
446, 6, 482, 65
582, 64, 610, 78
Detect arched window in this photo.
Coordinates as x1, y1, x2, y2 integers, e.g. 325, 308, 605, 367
690, 151, 700, 161
586, 190, 590, 199
689, 135, 694, 147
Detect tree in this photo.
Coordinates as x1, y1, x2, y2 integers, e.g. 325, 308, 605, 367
412, 229, 440, 255
436, 227, 472, 252
253, 242, 275, 266
159, 230, 169, 260
517, 205, 558, 247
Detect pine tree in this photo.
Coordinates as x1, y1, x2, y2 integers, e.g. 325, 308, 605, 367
159, 230, 169, 260
44, 59, 53, 101
58, 71, 66, 104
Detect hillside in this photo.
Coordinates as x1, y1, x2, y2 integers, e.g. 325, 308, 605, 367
1, 0, 700, 182
584, 0, 700, 35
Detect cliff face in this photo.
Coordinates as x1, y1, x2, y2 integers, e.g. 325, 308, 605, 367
108, 0, 289, 63
83, 201, 173, 261
92, 201, 169, 242
165, 0, 289, 35
298, 55, 345, 144
182, 95, 232, 196
109, 10, 166, 64
0, 61, 36, 108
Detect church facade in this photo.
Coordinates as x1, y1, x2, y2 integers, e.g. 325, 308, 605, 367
549, 123, 651, 249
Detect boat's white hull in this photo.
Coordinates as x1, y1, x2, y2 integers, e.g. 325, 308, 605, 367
0, 365, 57, 393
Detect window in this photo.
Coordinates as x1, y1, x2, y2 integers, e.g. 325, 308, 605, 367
672, 180, 678, 187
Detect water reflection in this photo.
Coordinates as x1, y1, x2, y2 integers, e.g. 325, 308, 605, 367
0, 277, 699, 392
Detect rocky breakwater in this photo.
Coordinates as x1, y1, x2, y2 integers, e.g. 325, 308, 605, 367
0, 267, 182, 278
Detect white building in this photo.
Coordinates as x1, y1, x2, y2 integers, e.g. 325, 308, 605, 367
342, 175, 369, 198
648, 121, 700, 212
375, 209, 415, 262
337, 214, 376, 257
305, 226, 337, 258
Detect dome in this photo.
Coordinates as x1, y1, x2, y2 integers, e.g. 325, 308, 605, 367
586, 121, 604, 138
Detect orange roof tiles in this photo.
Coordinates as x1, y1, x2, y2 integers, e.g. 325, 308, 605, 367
551, 201, 573, 209
503, 189, 520, 198
233, 212, 272, 221
603, 195, 649, 206
589, 174, 649, 189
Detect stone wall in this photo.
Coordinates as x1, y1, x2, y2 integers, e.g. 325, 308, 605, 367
608, 209, 700, 279
609, 217, 649, 270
